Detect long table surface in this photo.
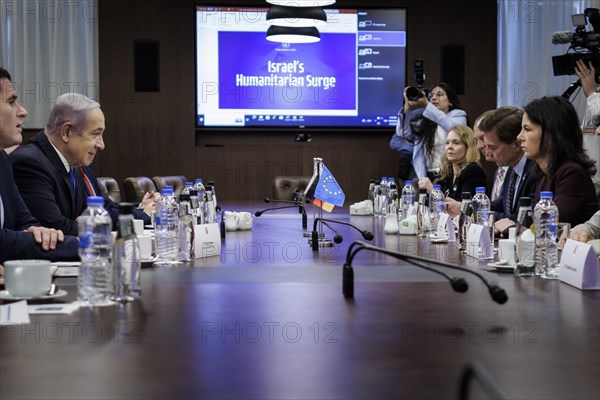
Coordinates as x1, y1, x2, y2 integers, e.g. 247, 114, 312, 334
1, 203, 599, 399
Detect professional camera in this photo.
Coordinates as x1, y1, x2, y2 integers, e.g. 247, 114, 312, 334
406, 59, 428, 101
552, 8, 600, 76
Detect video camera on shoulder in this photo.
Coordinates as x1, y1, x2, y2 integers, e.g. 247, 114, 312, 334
406, 59, 428, 101
552, 8, 600, 76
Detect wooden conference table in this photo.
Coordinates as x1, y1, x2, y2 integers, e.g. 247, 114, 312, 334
1, 203, 599, 400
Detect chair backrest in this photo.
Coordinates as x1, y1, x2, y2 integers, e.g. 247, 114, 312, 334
97, 177, 121, 203
123, 176, 157, 203
152, 176, 187, 198
272, 176, 312, 201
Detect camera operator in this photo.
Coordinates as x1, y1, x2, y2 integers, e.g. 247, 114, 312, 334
390, 82, 468, 182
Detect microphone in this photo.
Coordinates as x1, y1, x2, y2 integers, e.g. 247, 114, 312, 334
561, 79, 581, 100
255, 204, 300, 217
552, 30, 574, 44
344, 241, 508, 304
311, 217, 374, 251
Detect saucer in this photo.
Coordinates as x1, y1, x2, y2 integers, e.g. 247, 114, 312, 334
487, 262, 516, 272
0, 289, 68, 301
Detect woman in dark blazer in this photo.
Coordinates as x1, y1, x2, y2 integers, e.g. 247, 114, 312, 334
518, 96, 597, 226
419, 125, 487, 216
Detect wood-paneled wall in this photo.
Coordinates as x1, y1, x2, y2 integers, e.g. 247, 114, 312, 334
94, 0, 497, 202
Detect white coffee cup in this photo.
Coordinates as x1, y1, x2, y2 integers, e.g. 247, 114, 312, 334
224, 211, 239, 231
4, 259, 52, 297
498, 239, 516, 266
237, 212, 253, 230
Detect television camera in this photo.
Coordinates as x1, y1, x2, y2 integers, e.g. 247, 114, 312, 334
552, 8, 600, 76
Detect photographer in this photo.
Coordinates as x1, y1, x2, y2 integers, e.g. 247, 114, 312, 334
390, 82, 467, 182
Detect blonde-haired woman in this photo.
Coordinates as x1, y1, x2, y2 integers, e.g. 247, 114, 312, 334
419, 125, 487, 216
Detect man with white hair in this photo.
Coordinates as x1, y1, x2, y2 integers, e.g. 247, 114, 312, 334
10, 93, 157, 236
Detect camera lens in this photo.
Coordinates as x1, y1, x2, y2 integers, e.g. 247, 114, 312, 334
406, 86, 423, 101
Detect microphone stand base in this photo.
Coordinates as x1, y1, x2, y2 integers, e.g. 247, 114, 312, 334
304, 231, 325, 238
308, 237, 335, 248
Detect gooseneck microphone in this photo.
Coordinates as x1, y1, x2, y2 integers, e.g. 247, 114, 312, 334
344, 241, 508, 304
260, 192, 309, 229
311, 217, 374, 251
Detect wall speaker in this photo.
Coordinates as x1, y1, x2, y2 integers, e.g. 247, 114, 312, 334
134, 40, 160, 92
440, 44, 465, 95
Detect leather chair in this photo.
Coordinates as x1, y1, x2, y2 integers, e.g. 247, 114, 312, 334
97, 177, 121, 203
152, 176, 187, 198
123, 176, 157, 203
272, 176, 312, 201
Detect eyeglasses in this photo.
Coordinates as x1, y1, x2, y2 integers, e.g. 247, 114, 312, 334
428, 92, 446, 99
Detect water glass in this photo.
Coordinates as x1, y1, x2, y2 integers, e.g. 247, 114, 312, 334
541, 222, 570, 279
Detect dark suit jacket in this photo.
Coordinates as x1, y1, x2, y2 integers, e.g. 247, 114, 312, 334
0, 150, 78, 263
9, 131, 150, 236
534, 160, 598, 226
437, 162, 488, 201
490, 159, 537, 221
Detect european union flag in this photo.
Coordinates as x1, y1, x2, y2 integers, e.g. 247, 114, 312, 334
314, 163, 345, 211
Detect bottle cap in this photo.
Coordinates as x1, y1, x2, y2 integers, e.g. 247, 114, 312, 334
160, 187, 173, 196
185, 182, 193, 188
405, 180, 412, 185
475, 187, 485, 193
195, 178, 203, 184
540, 191, 553, 198
86, 196, 104, 205
432, 184, 441, 190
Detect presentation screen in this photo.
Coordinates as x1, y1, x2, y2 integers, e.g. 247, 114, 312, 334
195, 5, 407, 130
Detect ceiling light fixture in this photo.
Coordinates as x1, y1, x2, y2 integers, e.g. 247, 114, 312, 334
266, 5, 327, 27
266, 25, 321, 43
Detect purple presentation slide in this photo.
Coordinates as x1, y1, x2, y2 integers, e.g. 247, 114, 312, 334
218, 31, 357, 111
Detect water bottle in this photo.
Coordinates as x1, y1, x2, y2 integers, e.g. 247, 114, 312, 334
514, 197, 535, 277
204, 185, 217, 223
78, 196, 113, 306
178, 193, 195, 262
533, 191, 559, 278
192, 178, 206, 224
471, 187, 490, 224
372, 180, 382, 217
207, 180, 218, 210
416, 188, 430, 237
401, 180, 415, 218
458, 192, 473, 253
155, 187, 179, 264
429, 184, 444, 236
112, 203, 141, 303
384, 184, 399, 234
367, 179, 376, 214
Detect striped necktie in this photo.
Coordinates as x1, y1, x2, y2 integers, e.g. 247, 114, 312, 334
491, 167, 506, 201
79, 167, 96, 197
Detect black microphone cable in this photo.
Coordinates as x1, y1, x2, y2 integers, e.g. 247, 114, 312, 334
344, 241, 508, 304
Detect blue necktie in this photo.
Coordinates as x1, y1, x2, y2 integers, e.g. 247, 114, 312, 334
504, 171, 518, 216
69, 168, 76, 193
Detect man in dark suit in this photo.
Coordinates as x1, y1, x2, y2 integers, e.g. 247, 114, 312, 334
0, 67, 78, 264
9, 93, 156, 236
480, 106, 537, 236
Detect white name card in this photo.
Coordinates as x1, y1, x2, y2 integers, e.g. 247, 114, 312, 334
194, 223, 221, 259
559, 239, 600, 290
466, 223, 493, 260
437, 213, 456, 242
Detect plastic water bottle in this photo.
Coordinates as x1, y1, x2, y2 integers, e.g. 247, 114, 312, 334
471, 187, 490, 224
514, 197, 535, 277
178, 193, 195, 262
207, 180, 218, 210
384, 183, 399, 234
192, 178, 206, 224
367, 179, 376, 214
458, 192, 473, 253
78, 196, 113, 306
204, 185, 217, 223
401, 180, 415, 218
372, 180, 382, 216
429, 184, 444, 235
112, 203, 141, 303
533, 191, 559, 278
155, 187, 179, 264
416, 188, 430, 237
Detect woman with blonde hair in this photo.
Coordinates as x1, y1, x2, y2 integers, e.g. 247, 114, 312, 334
419, 125, 487, 215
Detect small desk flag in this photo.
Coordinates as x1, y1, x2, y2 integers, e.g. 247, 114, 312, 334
313, 163, 345, 212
